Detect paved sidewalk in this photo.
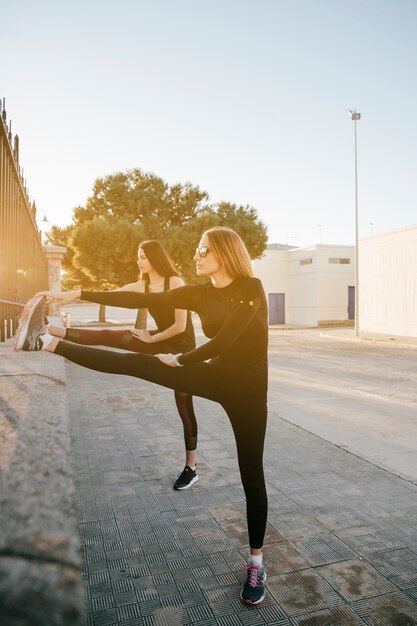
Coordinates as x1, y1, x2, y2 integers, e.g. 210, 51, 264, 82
64, 355, 417, 625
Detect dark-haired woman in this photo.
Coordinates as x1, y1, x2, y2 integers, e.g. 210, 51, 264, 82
47, 240, 199, 490
20, 227, 269, 604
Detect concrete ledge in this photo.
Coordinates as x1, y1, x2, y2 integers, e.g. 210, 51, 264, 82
0, 346, 85, 626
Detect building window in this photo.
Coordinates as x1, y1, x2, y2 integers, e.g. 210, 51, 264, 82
329, 257, 351, 264
299, 258, 313, 265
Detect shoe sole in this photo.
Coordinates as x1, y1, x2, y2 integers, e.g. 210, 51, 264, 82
13, 296, 46, 351
240, 573, 267, 605
173, 475, 199, 490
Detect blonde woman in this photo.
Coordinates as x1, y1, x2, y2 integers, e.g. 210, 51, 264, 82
19, 227, 269, 604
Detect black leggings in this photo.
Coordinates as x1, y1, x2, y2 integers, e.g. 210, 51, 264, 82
55, 341, 268, 549
65, 328, 197, 451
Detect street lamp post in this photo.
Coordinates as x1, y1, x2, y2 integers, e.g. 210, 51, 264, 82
35, 209, 50, 243
348, 109, 361, 336
317, 223, 323, 244
35, 208, 49, 225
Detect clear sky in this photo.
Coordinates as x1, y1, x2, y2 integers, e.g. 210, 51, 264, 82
1, 0, 416, 247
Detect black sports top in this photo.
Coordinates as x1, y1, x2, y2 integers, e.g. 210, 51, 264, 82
82, 277, 268, 393
142, 277, 195, 352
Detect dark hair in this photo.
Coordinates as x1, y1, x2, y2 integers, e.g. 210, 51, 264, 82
138, 240, 180, 283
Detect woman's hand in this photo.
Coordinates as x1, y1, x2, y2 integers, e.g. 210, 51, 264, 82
131, 329, 154, 343
35, 290, 81, 306
156, 353, 178, 367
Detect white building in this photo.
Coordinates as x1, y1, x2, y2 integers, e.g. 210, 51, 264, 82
359, 224, 417, 338
253, 243, 355, 326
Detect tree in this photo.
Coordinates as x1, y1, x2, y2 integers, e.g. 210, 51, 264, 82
47, 168, 267, 289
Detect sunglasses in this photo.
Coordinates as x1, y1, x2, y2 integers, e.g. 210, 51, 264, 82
195, 246, 211, 258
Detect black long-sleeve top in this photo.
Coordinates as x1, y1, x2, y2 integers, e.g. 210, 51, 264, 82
82, 277, 268, 393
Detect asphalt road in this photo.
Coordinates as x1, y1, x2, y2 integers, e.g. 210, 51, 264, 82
267, 329, 417, 483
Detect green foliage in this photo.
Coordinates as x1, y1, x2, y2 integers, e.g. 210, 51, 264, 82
69, 218, 143, 290
47, 168, 267, 289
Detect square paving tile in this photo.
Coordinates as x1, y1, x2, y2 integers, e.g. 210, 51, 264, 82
288, 605, 363, 625
317, 559, 397, 602
291, 534, 357, 567
350, 592, 417, 625
266, 569, 344, 616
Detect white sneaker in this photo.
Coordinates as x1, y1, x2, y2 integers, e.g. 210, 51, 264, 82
13, 296, 47, 351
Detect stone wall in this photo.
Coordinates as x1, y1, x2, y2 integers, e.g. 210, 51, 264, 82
0, 348, 86, 626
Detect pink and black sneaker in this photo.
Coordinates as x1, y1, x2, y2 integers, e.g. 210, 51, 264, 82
240, 562, 266, 604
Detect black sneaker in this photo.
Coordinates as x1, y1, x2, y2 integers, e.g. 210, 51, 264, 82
173, 466, 199, 490
240, 562, 266, 604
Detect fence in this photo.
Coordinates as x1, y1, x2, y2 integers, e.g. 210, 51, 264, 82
0, 98, 48, 341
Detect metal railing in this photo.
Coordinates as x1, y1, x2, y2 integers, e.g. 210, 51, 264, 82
0, 98, 48, 341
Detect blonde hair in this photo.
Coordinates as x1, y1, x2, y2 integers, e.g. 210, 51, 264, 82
204, 227, 253, 278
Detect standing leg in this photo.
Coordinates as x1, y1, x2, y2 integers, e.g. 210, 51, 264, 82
174, 392, 197, 454
172, 391, 199, 490
222, 393, 268, 604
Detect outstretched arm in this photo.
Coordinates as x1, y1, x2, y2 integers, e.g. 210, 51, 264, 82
38, 279, 145, 304
37, 289, 82, 306
39, 284, 200, 311
80, 284, 199, 311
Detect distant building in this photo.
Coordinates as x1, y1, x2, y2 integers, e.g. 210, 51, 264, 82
360, 224, 417, 338
253, 243, 355, 326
